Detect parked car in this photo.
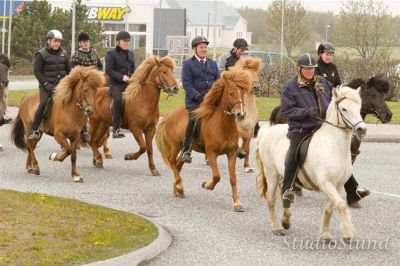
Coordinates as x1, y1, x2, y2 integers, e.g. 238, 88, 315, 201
242, 51, 297, 96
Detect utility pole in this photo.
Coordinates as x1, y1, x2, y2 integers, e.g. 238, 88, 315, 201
71, 0, 76, 57
212, 0, 216, 60
7, 0, 12, 58
2, 0, 6, 53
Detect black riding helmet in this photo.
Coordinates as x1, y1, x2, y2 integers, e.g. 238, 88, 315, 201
78, 32, 89, 42
116, 31, 131, 41
297, 53, 318, 68
233, 38, 248, 50
191, 36, 209, 48
317, 42, 335, 54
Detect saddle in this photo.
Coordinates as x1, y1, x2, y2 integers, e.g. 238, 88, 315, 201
294, 133, 314, 166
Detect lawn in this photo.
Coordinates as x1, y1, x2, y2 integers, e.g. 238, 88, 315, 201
8, 89, 400, 123
0, 190, 157, 265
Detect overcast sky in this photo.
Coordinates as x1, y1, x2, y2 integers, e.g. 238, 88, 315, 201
223, 0, 400, 15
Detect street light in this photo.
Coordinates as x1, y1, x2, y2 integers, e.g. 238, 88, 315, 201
325, 24, 330, 42
207, 11, 213, 39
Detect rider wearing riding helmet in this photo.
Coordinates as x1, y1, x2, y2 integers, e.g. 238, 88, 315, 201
315, 42, 341, 87
105, 30, 135, 138
280, 53, 332, 208
181, 36, 220, 163
217, 38, 249, 72
28, 29, 71, 141
317, 42, 370, 207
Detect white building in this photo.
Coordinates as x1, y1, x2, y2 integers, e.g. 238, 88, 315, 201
163, 0, 252, 48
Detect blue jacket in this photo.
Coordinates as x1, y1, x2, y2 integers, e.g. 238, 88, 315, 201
105, 46, 135, 90
181, 56, 220, 109
281, 74, 332, 134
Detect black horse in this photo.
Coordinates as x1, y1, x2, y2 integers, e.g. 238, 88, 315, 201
0, 53, 10, 126
268, 75, 393, 207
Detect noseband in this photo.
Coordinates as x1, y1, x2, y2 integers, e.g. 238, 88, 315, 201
224, 89, 245, 116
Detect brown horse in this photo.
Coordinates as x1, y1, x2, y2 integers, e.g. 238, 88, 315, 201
89, 56, 178, 175
11, 67, 104, 182
0, 53, 10, 152
233, 57, 262, 173
156, 69, 251, 212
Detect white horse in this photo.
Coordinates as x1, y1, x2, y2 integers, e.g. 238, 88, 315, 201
254, 86, 367, 242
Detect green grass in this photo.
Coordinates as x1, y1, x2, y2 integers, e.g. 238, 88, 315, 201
8, 89, 400, 123
0, 190, 157, 265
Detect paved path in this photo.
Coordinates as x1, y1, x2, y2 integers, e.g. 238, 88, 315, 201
0, 109, 399, 265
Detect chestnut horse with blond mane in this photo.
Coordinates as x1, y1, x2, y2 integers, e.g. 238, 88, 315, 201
11, 67, 104, 182
156, 69, 251, 212
88, 56, 178, 175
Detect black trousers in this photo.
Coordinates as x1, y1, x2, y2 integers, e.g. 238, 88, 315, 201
31, 86, 52, 131
182, 108, 197, 153
110, 87, 125, 130
282, 131, 311, 192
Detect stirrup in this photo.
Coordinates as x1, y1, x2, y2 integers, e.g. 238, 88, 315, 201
112, 129, 125, 138
282, 190, 295, 208
81, 131, 91, 143
181, 151, 192, 163
28, 130, 41, 141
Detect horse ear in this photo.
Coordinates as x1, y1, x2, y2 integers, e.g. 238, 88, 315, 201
366, 76, 375, 87
356, 86, 361, 94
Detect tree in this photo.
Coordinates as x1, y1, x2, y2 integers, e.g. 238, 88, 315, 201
266, 0, 309, 57
238, 7, 267, 44
335, 0, 395, 61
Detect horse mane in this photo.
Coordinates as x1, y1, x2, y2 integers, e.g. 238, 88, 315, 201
124, 56, 176, 101
232, 57, 262, 72
53, 67, 104, 104
336, 85, 362, 104
347, 74, 390, 95
0, 53, 10, 68
195, 69, 251, 120
269, 105, 281, 125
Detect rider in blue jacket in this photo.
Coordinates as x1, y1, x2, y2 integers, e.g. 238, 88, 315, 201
181, 36, 220, 163
280, 53, 332, 208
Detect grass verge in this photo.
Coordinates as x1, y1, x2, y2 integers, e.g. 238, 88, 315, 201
8, 89, 400, 123
0, 190, 157, 265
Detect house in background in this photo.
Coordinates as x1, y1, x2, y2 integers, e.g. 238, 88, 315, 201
163, 0, 252, 48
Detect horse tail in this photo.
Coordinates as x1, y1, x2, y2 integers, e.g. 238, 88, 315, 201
11, 112, 27, 151
155, 119, 171, 168
269, 105, 281, 125
254, 140, 268, 199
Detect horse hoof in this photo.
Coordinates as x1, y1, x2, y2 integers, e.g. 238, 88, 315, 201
73, 176, 84, 183
174, 189, 185, 198
282, 221, 290, 230
244, 167, 254, 173
124, 154, 130, 160
233, 205, 244, 212
294, 190, 303, 197
349, 201, 361, 208
151, 169, 160, 176
272, 229, 287, 236
93, 160, 103, 168
28, 169, 40, 175
342, 237, 353, 244
104, 153, 113, 159
0, 146, 3, 152
320, 233, 333, 243
49, 153, 57, 161
205, 160, 210, 165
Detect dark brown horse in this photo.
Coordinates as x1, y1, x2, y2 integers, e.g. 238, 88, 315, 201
89, 56, 178, 175
11, 67, 104, 182
0, 53, 10, 152
156, 69, 251, 212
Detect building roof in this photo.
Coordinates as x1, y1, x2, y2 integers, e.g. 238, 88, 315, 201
165, 0, 244, 29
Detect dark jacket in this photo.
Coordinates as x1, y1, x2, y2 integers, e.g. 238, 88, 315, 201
181, 56, 220, 109
105, 46, 135, 90
71, 48, 103, 70
316, 58, 341, 87
217, 49, 239, 72
281, 74, 332, 134
34, 46, 71, 89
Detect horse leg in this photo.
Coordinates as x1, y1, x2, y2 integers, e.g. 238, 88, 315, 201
319, 181, 354, 242
49, 133, 72, 162
102, 134, 112, 159
27, 142, 40, 175
227, 150, 243, 212
242, 137, 254, 173
124, 128, 146, 161
264, 170, 286, 235
169, 146, 185, 197
144, 125, 160, 176
0, 142, 3, 152
70, 139, 83, 183
320, 201, 334, 242
90, 120, 105, 168
281, 176, 292, 230
201, 151, 221, 191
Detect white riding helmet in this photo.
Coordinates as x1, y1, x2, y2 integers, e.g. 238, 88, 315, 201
46, 29, 63, 40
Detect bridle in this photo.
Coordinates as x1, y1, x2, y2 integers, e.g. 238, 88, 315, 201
317, 97, 363, 131
224, 88, 246, 116
143, 66, 176, 96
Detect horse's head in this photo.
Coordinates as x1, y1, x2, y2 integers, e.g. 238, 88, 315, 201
234, 57, 263, 96
153, 56, 179, 96
222, 69, 251, 121
330, 86, 367, 140
362, 75, 392, 123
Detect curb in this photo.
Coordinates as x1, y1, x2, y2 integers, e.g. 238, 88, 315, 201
364, 136, 400, 143
86, 217, 172, 266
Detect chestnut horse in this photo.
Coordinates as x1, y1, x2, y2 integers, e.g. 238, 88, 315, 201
156, 69, 251, 212
88, 56, 178, 175
233, 57, 262, 173
11, 67, 104, 182
0, 53, 10, 152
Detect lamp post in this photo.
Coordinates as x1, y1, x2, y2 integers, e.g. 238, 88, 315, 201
207, 11, 213, 39
325, 24, 330, 42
